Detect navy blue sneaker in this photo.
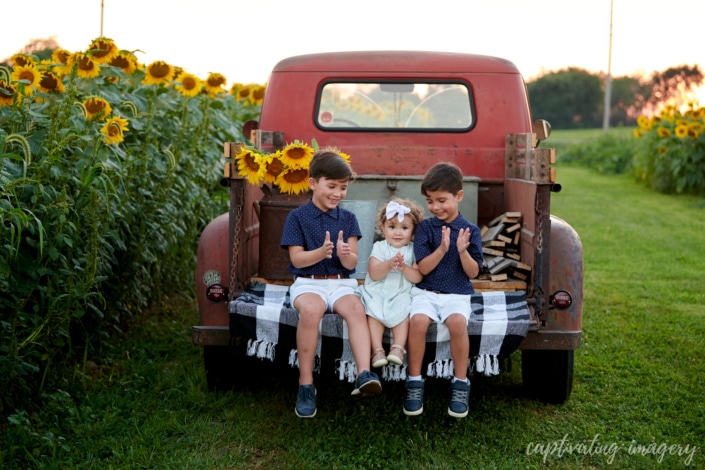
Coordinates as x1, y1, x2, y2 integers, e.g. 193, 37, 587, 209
351, 370, 382, 396
403, 379, 425, 416
295, 384, 317, 418
448, 379, 470, 418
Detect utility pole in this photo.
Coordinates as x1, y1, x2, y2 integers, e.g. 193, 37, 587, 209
602, 0, 613, 132
100, 0, 105, 37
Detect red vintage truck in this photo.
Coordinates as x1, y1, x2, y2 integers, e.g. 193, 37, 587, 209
192, 51, 583, 404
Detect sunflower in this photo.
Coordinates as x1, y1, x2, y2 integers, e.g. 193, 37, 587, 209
279, 141, 314, 168
204, 72, 227, 96
108, 51, 139, 75
675, 125, 689, 138
235, 84, 251, 102
87, 37, 120, 64
249, 85, 266, 105
51, 49, 73, 76
142, 60, 174, 85
100, 116, 130, 145
175, 72, 202, 98
657, 127, 672, 138
632, 128, 641, 138
83, 96, 113, 120
11, 65, 41, 96
256, 151, 285, 184
328, 147, 351, 164
38, 70, 66, 94
636, 115, 650, 130
69, 53, 101, 79
235, 147, 264, 185
10, 53, 36, 68
275, 167, 310, 195
0, 80, 18, 107
230, 83, 243, 95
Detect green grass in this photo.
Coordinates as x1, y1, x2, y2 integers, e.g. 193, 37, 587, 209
2, 166, 704, 469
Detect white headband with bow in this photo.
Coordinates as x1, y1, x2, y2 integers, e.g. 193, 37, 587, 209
386, 201, 411, 222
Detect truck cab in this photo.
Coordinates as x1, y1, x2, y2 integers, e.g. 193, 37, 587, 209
193, 51, 583, 404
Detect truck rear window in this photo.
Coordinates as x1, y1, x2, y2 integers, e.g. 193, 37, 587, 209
316, 81, 474, 131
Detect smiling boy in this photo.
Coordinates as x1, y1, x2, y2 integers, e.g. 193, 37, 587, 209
403, 162, 484, 418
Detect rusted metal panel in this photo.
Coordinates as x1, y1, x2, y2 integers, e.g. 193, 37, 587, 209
192, 326, 230, 346
519, 331, 582, 350
195, 213, 231, 327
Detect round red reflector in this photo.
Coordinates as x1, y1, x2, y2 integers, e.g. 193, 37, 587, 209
206, 283, 227, 303
551, 290, 572, 310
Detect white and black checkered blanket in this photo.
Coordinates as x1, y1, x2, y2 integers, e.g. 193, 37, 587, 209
229, 280, 530, 382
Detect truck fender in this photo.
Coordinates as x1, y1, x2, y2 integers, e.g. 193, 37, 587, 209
195, 212, 230, 327
545, 215, 584, 335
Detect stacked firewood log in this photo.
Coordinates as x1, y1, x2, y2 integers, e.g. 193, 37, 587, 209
479, 212, 532, 282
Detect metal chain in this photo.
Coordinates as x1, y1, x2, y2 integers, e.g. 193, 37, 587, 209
228, 187, 243, 301
537, 209, 544, 254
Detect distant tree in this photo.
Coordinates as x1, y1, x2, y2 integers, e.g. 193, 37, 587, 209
527, 67, 603, 129
638, 65, 704, 115
607, 76, 644, 127
1, 37, 61, 65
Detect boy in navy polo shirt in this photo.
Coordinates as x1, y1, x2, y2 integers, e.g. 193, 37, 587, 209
403, 162, 483, 418
281, 150, 382, 418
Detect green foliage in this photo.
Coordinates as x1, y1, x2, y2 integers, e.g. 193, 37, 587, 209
1, 168, 703, 468
527, 67, 604, 129
558, 131, 636, 175
0, 61, 261, 412
633, 104, 705, 195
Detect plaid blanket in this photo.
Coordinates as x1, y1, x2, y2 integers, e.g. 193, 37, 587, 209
229, 280, 529, 382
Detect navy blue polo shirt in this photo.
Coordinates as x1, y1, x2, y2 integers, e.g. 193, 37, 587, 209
414, 213, 483, 295
281, 200, 363, 278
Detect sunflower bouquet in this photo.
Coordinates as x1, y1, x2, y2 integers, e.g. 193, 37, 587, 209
234, 140, 351, 195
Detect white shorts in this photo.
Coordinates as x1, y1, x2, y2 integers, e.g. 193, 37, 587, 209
289, 277, 359, 312
410, 287, 471, 324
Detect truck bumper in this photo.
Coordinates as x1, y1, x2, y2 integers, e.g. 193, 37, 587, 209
192, 325, 230, 346
519, 330, 581, 350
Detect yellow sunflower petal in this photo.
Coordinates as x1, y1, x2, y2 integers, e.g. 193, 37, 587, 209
101, 116, 129, 145
0, 80, 19, 107
11, 65, 41, 96
175, 72, 202, 98
279, 141, 314, 168
83, 96, 113, 120
235, 148, 263, 185
38, 70, 66, 94
69, 53, 101, 79
142, 60, 174, 86
275, 167, 310, 195
87, 37, 120, 64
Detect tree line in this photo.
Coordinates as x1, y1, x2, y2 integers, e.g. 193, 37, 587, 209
527, 64, 704, 129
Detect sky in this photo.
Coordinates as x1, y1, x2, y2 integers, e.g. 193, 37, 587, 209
1, 0, 703, 100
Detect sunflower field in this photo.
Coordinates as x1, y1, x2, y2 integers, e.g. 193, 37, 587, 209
0, 37, 264, 411
633, 103, 705, 194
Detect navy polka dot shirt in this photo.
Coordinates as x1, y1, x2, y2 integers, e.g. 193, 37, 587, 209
414, 213, 483, 295
281, 200, 363, 278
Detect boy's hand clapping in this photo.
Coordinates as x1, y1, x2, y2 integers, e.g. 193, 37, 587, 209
321, 231, 334, 259
456, 227, 471, 253
440, 225, 451, 253
336, 230, 350, 258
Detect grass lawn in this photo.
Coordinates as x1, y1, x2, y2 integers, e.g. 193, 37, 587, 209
1, 166, 703, 469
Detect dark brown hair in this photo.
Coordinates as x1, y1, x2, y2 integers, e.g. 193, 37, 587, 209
421, 162, 463, 196
308, 149, 355, 181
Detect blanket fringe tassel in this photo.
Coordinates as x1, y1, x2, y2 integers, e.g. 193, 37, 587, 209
475, 354, 500, 376
246, 339, 275, 361
288, 349, 321, 373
